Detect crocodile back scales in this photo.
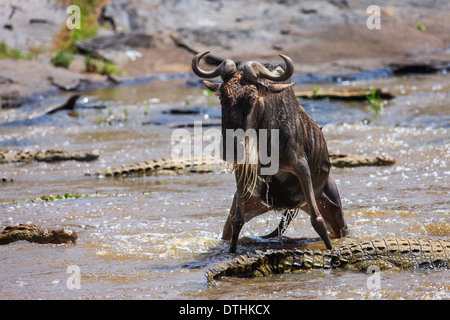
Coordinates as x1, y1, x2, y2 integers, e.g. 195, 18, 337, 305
206, 239, 449, 284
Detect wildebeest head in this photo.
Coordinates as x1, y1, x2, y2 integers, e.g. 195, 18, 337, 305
192, 51, 296, 161
192, 51, 296, 105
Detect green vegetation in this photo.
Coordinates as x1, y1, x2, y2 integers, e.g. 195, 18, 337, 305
95, 104, 129, 125
202, 89, 216, 106
2, 1, 119, 74
3, 191, 150, 205
99, 61, 117, 76
416, 22, 426, 31
7, 193, 88, 204
0, 41, 34, 60
144, 104, 150, 116
50, 50, 74, 68
69, 0, 99, 45
53, 0, 117, 74
39, 193, 87, 201
365, 87, 384, 116
84, 55, 117, 75
84, 55, 97, 72
54, 0, 105, 53
306, 87, 321, 98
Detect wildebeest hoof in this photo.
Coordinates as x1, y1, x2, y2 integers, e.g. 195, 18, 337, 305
311, 217, 332, 249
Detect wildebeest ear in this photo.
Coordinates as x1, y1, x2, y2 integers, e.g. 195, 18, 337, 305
258, 82, 296, 95
203, 81, 221, 92
267, 82, 296, 93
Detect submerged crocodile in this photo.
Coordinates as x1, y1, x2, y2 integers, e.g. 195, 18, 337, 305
0, 149, 99, 164
0, 224, 78, 245
86, 155, 228, 177
206, 239, 449, 284
86, 153, 395, 177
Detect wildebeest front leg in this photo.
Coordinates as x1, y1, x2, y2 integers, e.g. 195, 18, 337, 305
229, 169, 246, 253
222, 193, 270, 241
294, 158, 332, 249
222, 195, 237, 241
229, 194, 244, 253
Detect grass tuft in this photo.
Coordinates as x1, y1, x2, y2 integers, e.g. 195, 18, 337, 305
50, 50, 74, 68
365, 87, 384, 116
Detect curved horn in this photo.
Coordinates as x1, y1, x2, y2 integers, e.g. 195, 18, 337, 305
243, 54, 294, 82
192, 51, 237, 80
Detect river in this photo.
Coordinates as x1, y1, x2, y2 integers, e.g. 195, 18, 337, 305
0, 71, 448, 299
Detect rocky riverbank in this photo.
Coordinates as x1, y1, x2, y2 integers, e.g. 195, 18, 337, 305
0, 0, 449, 107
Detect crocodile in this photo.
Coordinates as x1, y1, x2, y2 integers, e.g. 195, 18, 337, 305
86, 155, 229, 177
206, 239, 449, 285
0, 224, 78, 245
86, 153, 395, 177
0, 149, 99, 164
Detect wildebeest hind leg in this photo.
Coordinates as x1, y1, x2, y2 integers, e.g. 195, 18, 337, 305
320, 177, 348, 237
306, 198, 347, 238
300, 177, 348, 238
293, 158, 332, 249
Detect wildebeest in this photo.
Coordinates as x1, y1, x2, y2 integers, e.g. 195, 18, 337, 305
192, 51, 348, 253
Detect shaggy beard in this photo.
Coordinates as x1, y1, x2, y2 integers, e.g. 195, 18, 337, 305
232, 134, 260, 196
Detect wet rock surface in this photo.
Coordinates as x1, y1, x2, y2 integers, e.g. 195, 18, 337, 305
0, 59, 101, 108
0, 224, 78, 245
1, 0, 449, 106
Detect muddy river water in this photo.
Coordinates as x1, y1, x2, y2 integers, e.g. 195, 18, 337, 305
0, 71, 448, 299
